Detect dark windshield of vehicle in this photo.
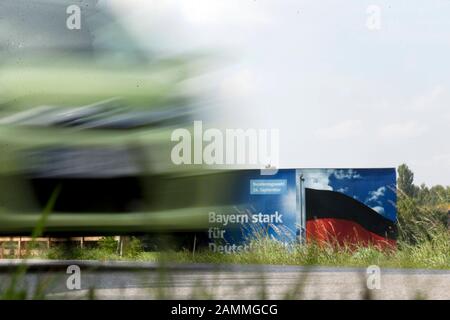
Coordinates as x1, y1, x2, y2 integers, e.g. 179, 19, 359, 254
0, 0, 147, 64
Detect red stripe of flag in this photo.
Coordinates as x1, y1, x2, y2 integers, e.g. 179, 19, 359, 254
306, 218, 396, 249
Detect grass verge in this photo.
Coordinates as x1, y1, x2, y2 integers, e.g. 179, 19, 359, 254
39, 227, 450, 270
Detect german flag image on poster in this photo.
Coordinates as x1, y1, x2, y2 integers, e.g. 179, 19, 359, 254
300, 168, 397, 249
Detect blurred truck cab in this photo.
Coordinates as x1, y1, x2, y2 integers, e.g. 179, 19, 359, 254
0, 0, 238, 236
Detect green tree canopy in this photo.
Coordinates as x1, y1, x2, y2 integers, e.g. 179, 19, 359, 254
397, 164, 416, 197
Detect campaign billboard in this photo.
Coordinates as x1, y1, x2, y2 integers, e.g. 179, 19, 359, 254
207, 168, 397, 253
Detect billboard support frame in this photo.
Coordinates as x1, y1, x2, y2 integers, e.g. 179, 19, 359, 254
296, 171, 306, 244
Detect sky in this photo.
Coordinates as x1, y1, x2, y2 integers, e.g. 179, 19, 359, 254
108, 0, 450, 186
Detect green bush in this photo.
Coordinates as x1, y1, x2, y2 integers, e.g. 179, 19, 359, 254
123, 237, 143, 258
397, 193, 447, 245
98, 237, 118, 254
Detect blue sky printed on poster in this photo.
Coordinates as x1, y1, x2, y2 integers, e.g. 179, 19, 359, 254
298, 168, 397, 222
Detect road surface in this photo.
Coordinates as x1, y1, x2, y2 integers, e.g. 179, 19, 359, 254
0, 260, 448, 299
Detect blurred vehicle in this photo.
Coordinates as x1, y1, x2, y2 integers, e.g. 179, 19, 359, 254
0, 0, 238, 236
